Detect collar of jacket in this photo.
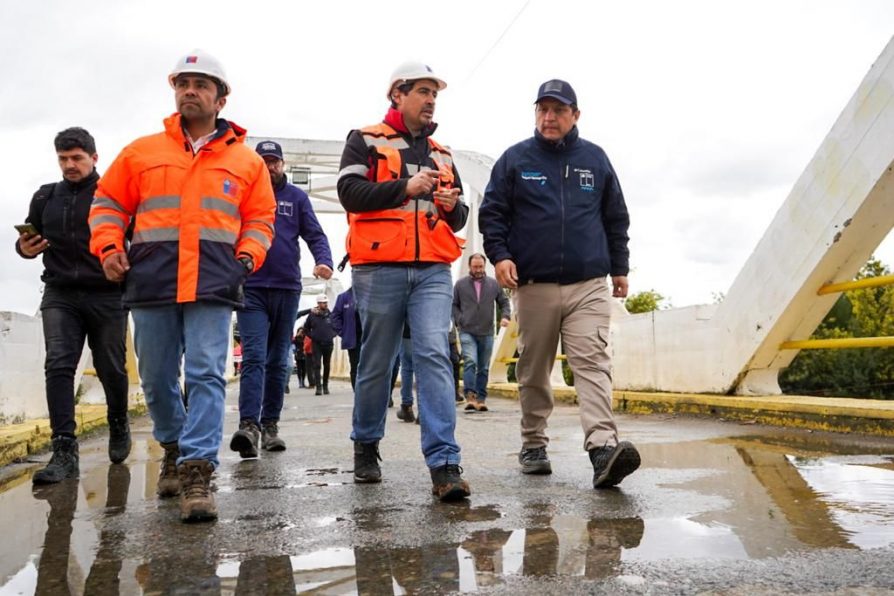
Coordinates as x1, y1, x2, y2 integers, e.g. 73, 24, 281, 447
60, 169, 99, 193
163, 113, 247, 152
383, 107, 438, 138
534, 125, 580, 153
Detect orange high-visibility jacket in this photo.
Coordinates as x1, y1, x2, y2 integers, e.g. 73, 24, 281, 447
343, 122, 464, 265
89, 114, 275, 307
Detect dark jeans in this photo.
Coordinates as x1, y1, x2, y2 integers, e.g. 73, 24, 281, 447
236, 288, 300, 424
348, 348, 360, 389
41, 285, 129, 437
294, 355, 307, 386
312, 343, 333, 388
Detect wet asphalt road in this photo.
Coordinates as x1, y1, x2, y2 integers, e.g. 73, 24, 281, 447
1, 379, 894, 595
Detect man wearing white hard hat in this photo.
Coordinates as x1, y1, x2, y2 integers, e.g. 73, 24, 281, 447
337, 61, 471, 501
302, 293, 336, 396
89, 49, 275, 522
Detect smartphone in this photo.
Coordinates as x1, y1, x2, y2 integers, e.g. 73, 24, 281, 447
14, 223, 39, 236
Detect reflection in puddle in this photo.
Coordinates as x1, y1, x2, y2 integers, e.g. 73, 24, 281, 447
788, 454, 894, 548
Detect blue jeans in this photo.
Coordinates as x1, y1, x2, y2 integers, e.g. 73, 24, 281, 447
236, 288, 300, 424
399, 336, 414, 406
459, 332, 494, 401
131, 303, 232, 468
351, 263, 461, 468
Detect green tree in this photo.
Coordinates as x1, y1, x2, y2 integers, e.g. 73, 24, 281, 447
624, 290, 669, 314
779, 258, 894, 398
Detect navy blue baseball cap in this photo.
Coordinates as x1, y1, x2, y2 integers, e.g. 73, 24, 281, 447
535, 79, 577, 107
255, 140, 284, 160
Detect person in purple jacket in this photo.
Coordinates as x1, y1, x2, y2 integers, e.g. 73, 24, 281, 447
230, 140, 333, 458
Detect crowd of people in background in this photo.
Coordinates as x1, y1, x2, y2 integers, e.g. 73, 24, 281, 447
15, 49, 638, 523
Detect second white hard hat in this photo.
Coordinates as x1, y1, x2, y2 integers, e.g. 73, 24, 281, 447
386, 61, 447, 100
168, 49, 231, 96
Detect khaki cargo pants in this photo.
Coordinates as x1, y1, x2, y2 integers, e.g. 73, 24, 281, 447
515, 277, 618, 451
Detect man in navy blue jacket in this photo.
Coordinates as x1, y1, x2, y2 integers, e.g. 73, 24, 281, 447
479, 80, 640, 488
331, 287, 361, 389
230, 140, 333, 458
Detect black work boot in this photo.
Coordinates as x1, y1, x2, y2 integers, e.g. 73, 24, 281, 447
315, 385, 323, 396
107, 414, 132, 464
519, 446, 552, 475
229, 419, 260, 458
261, 422, 286, 452
589, 441, 641, 488
322, 384, 330, 395
32, 436, 80, 485
157, 441, 181, 498
177, 459, 217, 522
430, 463, 471, 502
353, 441, 382, 483
396, 404, 416, 423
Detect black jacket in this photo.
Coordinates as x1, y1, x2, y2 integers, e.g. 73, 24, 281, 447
304, 307, 336, 346
479, 127, 630, 285
16, 170, 121, 291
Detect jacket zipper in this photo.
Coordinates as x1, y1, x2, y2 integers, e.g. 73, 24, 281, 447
66, 188, 80, 282
559, 162, 567, 279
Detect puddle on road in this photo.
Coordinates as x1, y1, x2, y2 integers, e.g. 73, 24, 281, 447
2, 430, 893, 594
787, 454, 894, 549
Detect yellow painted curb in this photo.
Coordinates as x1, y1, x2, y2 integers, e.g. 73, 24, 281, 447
487, 383, 894, 437
0, 401, 147, 469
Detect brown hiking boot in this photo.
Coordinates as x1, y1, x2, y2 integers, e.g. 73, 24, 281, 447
157, 441, 181, 498
464, 393, 480, 412
177, 460, 217, 522
430, 463, 471, 502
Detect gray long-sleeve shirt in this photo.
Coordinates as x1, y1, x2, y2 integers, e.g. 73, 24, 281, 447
452, 275, 511, 336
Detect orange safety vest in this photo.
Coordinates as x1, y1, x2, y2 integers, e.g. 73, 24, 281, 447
346, 123, 463, 265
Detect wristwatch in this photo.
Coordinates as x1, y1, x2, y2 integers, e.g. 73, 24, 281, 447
237, 254, 254, 273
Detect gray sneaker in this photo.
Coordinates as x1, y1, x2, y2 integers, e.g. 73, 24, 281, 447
589, 441, 640, 488
518, 446, 552, 475
229, 420, 260, 459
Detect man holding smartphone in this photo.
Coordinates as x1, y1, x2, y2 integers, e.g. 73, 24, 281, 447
337, 61, 470, 501
16, 127, 131, 484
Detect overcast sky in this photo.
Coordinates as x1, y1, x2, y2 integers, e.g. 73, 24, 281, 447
2, 0, 893, 314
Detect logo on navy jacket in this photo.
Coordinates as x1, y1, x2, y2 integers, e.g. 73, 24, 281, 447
521, 171, 547, 186
575, 168, 595, 192
223, 178, 239, 197
277, 200, 293, 217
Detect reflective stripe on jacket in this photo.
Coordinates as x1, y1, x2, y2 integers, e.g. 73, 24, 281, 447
89, 114, 275, 306
343, 120, 463, 265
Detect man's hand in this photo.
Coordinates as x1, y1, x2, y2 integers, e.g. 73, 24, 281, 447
17, 233, 48, 257
314, 264, 333, 280
433, 187, 460, 213
612, 275, 629, 298
405, 170, 439, 197
495, 259, 518, 289
102, 252, 130, 283
499, 318, 510, 328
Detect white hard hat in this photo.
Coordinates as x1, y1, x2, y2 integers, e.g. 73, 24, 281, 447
168, 49, 231, 96
386, 61, 447, 100
316, 294, 328, 303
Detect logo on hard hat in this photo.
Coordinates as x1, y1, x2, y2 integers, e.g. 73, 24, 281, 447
185, 56, 198, 64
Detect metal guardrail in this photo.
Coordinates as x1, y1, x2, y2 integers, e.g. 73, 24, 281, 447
497, 355, 567, 364
781, 274, 893, 350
